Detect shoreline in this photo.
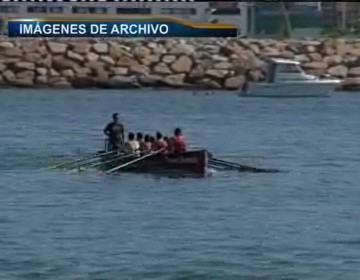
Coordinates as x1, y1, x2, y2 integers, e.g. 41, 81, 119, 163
0, 38, 360, 91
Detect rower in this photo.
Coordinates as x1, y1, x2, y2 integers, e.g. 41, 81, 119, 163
123, 132, 140, 155
153, 132, 168, 153
173, 127, 187, 153
144, 134, 152, 152
164, 136, 170, 147
149, 136, 156, 150
167, 136, 175, 153
163, 136, 173, 153
103, 113, 124, 151
137, 132, 149, 153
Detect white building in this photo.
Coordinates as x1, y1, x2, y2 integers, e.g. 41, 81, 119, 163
0, 1, 249, 36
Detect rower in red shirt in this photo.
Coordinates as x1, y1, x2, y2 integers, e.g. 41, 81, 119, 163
172, 127, 186, 153
153, 131, 168, 153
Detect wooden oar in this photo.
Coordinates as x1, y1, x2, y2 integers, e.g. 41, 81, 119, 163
106, 149, 164, 174
84, 153, 137, 169
209, 158, 280, 173
50, 150, 117, 170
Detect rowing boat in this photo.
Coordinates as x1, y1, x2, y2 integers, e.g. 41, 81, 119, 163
97, 149, 208, 177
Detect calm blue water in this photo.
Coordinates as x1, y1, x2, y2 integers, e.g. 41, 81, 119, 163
1, 89, 360, 280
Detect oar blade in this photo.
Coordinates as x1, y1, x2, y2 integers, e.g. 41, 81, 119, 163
209, 158, 280, 174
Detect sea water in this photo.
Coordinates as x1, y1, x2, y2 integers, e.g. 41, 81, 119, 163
1, 89, 360, 280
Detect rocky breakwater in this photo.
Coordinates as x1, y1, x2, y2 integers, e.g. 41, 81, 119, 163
0, 38, 359, 91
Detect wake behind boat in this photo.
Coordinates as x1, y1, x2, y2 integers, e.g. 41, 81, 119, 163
239, 58, 341, 98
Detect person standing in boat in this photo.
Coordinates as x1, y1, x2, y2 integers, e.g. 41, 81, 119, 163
172, 128, 187, 153
103, 113, 124, 151
123, 132, 140, 155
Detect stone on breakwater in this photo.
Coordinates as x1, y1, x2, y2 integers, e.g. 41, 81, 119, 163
86, 52, 99, 62
22, 41, 44, 54
13, 78, 34, 87
129, 64, 149, 75
153, 63, 172, 75
163, 74, 186, 87
225, 75, 245, 90
0, 38, 359, 90
14, 62, 35, 71
0, 41, 14, 49
36, 76, 48, 85
348, 67, 360, 77
0, 63, 6, 72
52, 56, 76, 71
70, 42, 91, 55
327, 65, 348, 78
188, 65, 205, 80
2, 70, 16, 82
214, 62, 233, 70
169, 43, 195, 55
85, 61, 105, 74
92, 43, 108, 54
37, 55, 52, 68
171, 56, 193, 73
62, 69, 75, 79
302, 61, 328, 70
24, 53, 42, 63
16, 70, 35, 80
50, 69, 60, 77
308, 53, 322, 62
117, 56, 138, 67
294, 54, 309, 63
323, 55, 343, 66
111, 67, 129, 76
205, 69, 229, 79
74, 67, 91, 77
3, 47, 22, 57
48, 42, 68, 54
162, 55, 177, 64
67, 50, 84, 63
199, 78, 222, 89
141, 54, 160, 66
36, 68, 47, 76
99, 55, 116, 66
133, 46, 151, 59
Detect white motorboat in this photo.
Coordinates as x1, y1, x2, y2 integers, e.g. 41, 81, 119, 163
239, 58, 341, 98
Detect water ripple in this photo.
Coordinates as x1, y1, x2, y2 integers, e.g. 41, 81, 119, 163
1, 90, 360, 279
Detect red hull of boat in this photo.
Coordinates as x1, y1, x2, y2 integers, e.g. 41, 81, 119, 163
100, 150, 208, 177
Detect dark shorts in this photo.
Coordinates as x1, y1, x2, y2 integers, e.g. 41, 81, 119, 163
108, 138, 123, 151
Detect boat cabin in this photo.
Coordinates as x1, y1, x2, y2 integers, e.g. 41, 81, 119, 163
265, 58, 316, 83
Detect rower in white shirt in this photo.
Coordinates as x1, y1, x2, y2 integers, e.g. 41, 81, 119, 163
123, 132, 140, 155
